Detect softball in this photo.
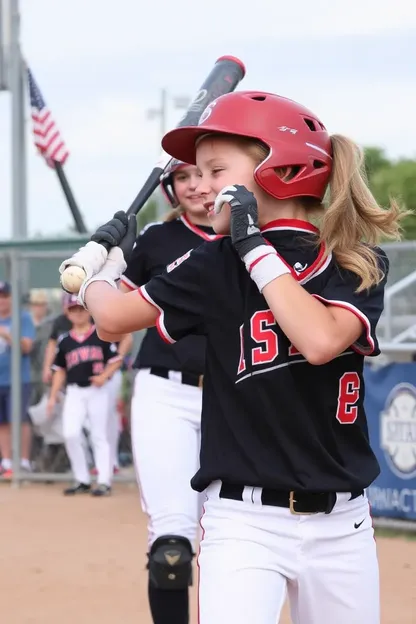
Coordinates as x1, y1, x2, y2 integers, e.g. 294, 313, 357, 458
60, 265, 86, 294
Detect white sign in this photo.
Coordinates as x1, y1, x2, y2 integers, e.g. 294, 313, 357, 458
380, 382, 416, 479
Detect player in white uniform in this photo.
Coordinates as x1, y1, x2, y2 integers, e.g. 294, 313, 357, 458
47, 295, 122, 496
90, 333, 132, 476
120, 160, 221, 624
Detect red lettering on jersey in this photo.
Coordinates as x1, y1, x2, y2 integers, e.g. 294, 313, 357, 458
79, 347, 91, 362
237, 324, 246, 374
336, 372, 360, 424
65, 351, 79, 368
288, 343, 300, 356
90, 346, 104, 361
251, 310, 278, 365
65, 346, 104, 370
93, 361, 104, 374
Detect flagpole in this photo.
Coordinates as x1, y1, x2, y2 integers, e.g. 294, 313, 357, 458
54, 161, 88, 234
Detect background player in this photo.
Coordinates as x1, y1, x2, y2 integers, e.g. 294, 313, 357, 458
47, 295, 122, 497
119, 159, 221, 624
42, 292, 73, 386
66, 89, 405, 624
89, 333, 132, 476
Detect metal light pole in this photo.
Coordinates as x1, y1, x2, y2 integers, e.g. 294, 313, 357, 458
0, 0, 7, 90
8, 0, 27, 486
146, 89, 190, 218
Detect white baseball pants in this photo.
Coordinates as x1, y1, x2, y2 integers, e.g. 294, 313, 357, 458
62, 384, 111, 487
107, 370, 123, 469
131, 369, 203, 550
198, 481, 379, 624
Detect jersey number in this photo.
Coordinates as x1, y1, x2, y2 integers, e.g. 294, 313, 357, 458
336, 372, 360, 424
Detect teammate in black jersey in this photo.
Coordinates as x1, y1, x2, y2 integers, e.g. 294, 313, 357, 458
63, 90, 405, 623
120, 159, 220, 624
47, 295, 122, 497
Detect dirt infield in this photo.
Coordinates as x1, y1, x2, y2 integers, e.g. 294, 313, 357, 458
0, 482, 414, 624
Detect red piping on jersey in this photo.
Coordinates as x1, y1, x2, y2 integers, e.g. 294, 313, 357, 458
120, 276, 137, 291
260, 218, 319, 234
137, 286, 175, 345
69, 325, 95, 343
298, 252, 332, 286
261, 219, 327, 283
312, 295, 375, 355
180, 214, 223, 241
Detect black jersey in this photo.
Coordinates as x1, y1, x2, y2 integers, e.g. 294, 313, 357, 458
140, 219, 388, 493
53, 326, 120, 386
49, 314, 72, 340
121, 214, 221, 375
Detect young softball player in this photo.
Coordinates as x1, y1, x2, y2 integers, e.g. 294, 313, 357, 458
119, 159, 221, 624
47, 295, 122, 497
61, 90, 404, 623
90, 333, 132, 476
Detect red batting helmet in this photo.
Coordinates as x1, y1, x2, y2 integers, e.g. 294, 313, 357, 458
161, 91, 332, 201
160, 159, 189, 208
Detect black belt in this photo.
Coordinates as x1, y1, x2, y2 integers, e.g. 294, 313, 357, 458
68, 381, 90, 388
149, 367, 203, 388
219, 482, 364, 515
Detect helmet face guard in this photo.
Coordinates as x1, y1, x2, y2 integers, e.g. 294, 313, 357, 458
160, 159, 188, 208
161, 91, 332, 201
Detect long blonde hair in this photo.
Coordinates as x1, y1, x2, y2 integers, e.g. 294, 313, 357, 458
163, 206, 185, 222
231, 134, 407, 292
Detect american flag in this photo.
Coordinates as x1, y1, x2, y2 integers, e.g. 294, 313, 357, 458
28, 68, 69, 167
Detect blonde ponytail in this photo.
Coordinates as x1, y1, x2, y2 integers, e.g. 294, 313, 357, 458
163, 206, 185, 222
319, 134, 408, 292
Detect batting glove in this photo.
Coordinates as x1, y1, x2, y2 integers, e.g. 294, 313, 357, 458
58, 211, 137, 282
77, 246, 127, 308
90, 211, 137, 264
215, 184, 291, 292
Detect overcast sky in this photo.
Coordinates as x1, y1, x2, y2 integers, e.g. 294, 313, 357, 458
0, 0, 415, 238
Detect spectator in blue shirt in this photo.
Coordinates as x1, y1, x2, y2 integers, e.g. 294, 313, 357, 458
0, 282, 35, 477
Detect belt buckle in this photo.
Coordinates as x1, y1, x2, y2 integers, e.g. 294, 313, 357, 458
289, 491, 317, 516
198, 375, 204, 389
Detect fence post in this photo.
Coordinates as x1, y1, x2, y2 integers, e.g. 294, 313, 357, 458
10, 248, 21, 487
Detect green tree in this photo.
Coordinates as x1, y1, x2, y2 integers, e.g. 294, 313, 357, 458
136, 196, 161, 232
363, 146, 391, 179
369, 159, 416, 239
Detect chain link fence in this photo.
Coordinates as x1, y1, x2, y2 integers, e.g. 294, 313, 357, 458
0, 239, 136, 485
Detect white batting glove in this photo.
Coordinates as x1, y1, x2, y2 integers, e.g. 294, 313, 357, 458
77, 247, 127, 308
58, 241, 109, 281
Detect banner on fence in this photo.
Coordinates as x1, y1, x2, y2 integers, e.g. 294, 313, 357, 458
364, 362, 416, 521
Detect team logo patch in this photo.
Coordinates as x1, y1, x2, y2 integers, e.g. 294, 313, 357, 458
293, 261, 308, 273
380, 383, 416, 479
166, 249, 192, 273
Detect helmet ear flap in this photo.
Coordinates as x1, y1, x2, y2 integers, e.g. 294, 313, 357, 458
161, 174, 179, 208
160, 159, 189, 208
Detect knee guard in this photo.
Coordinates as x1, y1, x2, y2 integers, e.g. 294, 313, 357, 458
147, 535, 194, 590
